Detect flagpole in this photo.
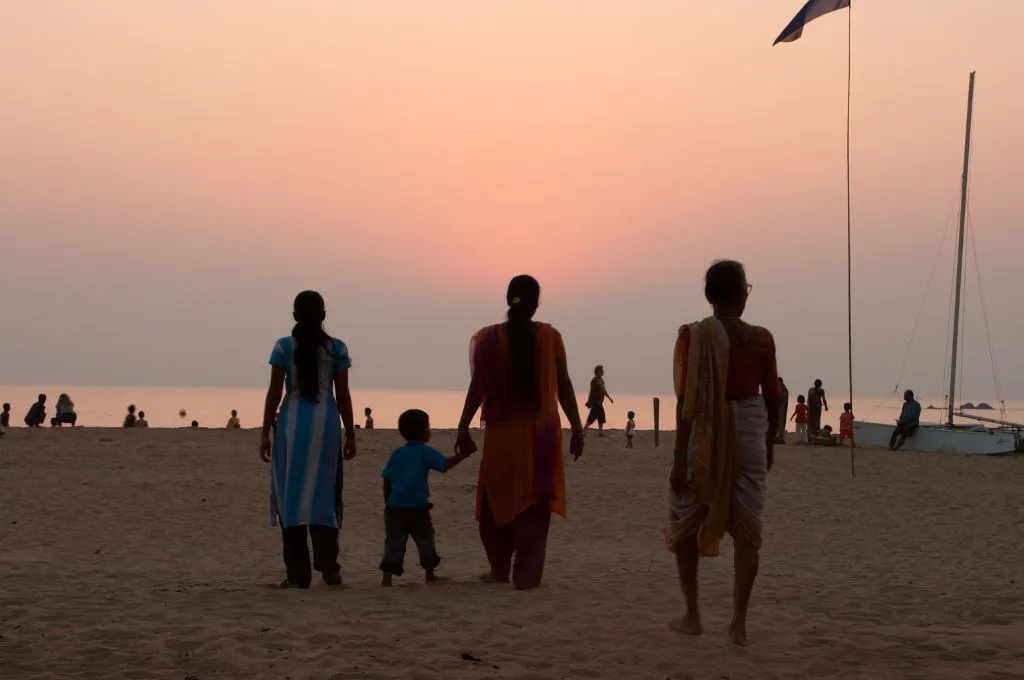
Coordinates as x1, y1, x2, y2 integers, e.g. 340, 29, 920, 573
846, 4, 855, 478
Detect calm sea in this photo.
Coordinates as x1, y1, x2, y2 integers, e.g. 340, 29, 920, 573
1, 385, 1021, 432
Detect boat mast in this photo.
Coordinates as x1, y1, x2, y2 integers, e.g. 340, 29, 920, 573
947, 71, 976, 427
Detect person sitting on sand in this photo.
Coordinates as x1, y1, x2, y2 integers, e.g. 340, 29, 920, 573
889, 389, 920, 451
364, 407, 374, 430
227, 410, 241, 429
626, 411, 636, 449
123, 405, 137, 428
379, 409, 473, 586
667, 260, 780, 646
584, 365, 613, 437
24, 394, 47, 428
791, 394, 808, 443
812, 424, 837, 446
135, 411, 149, 428
455, 274, 584, 590
259, 290, 356, 589
190, 420, 199, 428
3, 402, 13, 428
51, 393, 77, 427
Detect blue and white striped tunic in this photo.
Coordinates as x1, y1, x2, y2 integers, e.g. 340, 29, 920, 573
269, 336, 351, 528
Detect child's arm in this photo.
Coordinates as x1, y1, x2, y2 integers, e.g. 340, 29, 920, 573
443, 452, 471, 472
382, 479, 392, 501
790, 411, 796, 421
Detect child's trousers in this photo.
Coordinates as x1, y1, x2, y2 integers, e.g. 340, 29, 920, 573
379, 507, 440, 576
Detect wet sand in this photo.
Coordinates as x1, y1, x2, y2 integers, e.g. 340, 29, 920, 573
1, 427, 1021, 679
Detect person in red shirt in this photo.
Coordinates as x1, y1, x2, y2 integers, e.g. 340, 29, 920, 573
791, 394, 809, 443
839, 402, 855, 444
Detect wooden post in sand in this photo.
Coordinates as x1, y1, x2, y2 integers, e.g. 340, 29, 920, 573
653, 397, 660, 447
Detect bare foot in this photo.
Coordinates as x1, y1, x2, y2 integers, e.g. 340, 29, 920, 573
381, 573, 393, 587
668, 615, 703, 636
728, 620, 748, 646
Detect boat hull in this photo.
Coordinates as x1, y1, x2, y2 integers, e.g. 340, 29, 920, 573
852, 420, 1017, 455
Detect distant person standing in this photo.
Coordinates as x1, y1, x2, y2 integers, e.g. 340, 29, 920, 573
807, 379, 828, 438
123, 405, 137, 428
584, 365, 614, 437
1, 403, 11, 428
625, 411, 636, 449
227, 410, 241, 429
364, 407, 374, 430
776, 377, 789, 444
839, 403, 854, 444
791, 394, 808, 443
24, 394, 47, 427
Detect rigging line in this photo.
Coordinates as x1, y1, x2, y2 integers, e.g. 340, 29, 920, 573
891, 194, 960, 389
940, 237, 957, 408
966, 207, 1003, 402
958, 255, 968, 408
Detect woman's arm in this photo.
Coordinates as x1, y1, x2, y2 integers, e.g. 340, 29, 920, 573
334, 367, 355, 434
262, 366, 285, 439
556, 357, 583, 432
457, 373, 481, 431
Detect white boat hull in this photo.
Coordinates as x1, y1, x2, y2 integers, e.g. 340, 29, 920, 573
852, 420, 1017, 455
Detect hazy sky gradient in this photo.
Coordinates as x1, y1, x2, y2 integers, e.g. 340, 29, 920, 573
2, 1, 1022, 402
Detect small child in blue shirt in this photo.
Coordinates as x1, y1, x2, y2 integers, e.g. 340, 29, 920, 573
380, 409, 473, 586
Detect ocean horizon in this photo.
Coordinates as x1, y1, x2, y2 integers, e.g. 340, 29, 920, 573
2, 384, 1020, 432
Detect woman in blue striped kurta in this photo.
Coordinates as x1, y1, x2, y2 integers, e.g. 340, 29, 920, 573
260, 291, 357, 588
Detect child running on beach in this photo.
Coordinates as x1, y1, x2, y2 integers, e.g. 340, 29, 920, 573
379, 409, 472, 586
791, 394, 809, 444
625, 411, 636, 448
839, 402, 854, 444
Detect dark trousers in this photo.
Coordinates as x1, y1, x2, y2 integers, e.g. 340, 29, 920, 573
280, 524, 339, 587
479, 494, 552, 590
379, 507, 440, 576
889, 423, 918, 450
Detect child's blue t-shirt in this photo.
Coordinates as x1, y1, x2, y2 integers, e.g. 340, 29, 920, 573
382, 442, 448, 508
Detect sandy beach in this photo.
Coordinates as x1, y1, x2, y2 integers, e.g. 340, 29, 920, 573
1, 428, 1022, 679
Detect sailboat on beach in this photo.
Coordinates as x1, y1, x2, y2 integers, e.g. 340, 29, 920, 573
852, 72, 1023, 455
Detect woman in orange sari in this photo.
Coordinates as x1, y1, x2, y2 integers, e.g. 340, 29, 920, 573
666, 260, 779, 646
455, 275, 585, 590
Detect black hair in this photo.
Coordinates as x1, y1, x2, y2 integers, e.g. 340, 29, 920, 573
191, 420, 199, 427
292, 290, 332, 403
905, 389, 915, 399
398, 409, 430, 441
814, 379, 823, 387
38, 394, 47, 403
364, 407, 372, 415
231, 409, 237, 417
127, 404, 136, 413
505, 275, 541, 407
594, 365, 604, 375
704, 260, 747, 306
2, 403, 9, 410
627, 411, 635, 419
843, 402, 852, 411
138, 411, 146, 418
797, 394, 806, 403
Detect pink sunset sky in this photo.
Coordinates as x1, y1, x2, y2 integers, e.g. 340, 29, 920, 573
1, 1, 1022, 401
